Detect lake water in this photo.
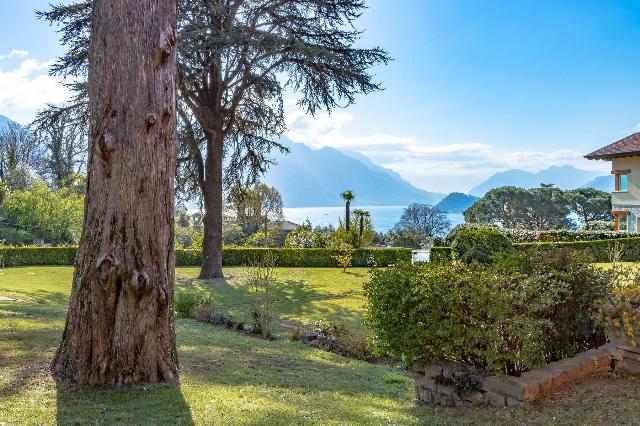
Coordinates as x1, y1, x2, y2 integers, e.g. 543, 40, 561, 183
283, 206, 465, 233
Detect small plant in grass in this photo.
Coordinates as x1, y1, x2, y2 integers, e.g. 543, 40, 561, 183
211, 310, 230, 325
191, 294, 215, 322
175, 292, 198, 319
245, 253, 277, 339
289, 320, 375, 360
332, 243, 355, 272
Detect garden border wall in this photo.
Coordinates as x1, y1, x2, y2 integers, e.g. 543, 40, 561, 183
414, 343, 639, 407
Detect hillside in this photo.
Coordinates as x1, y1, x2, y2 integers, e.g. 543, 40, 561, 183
469, 165, 605, 196
582, 175, 613, 192
261, 139, 444, 207
435, 192, 479, 213
0, 114, 14, 130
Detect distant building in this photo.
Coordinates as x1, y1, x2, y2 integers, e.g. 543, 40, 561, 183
586, 133, 640, 232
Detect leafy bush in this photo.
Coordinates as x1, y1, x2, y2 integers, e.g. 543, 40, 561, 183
582, 220, 615, 231
289, 320, 375, 361
175, 292, 215, 320
515, 247, 607, 360
174, 224, 200, 249
174, 292, 198, 319
211, 310, 230, 325
364, 248, 606, 375
191, 294, 215, 322
332, 243, 355, 272
1, 180, 84, 244
593, 263, 640, 348
284, 222, 327, 248
0, 224, 37, 245
451, 227, 512, 263
439, 223, 498, 246
429, 246, 452, 263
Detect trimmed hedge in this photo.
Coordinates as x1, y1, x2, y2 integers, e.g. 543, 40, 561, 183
0, 246, 411, 268
430, 236, 640, 263
0, 246, 77, 266
177, 247, 411, 267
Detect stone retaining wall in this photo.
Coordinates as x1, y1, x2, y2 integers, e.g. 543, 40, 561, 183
413, 343, 637, 407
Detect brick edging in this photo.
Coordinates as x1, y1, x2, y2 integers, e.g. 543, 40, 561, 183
414, 343, 636, 408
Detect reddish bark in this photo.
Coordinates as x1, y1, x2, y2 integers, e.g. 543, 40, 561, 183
51, 0, 179, 386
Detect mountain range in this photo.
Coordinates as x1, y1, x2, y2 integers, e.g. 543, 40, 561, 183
0, 114, 14, 130
582, 175, 613, 192
261, 139, 445, 207
0, 113, 614, 207
468, 165, 606, 196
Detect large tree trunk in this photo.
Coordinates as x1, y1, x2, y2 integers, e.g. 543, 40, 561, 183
51, 0, 179, 386
199, 131, 224, 279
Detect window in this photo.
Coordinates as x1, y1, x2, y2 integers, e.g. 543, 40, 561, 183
614, 170, 630, 192
613, 211, 629, 232
620, 214, 628, 232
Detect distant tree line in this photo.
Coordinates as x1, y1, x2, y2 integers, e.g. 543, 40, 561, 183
0, 121, 86, 244
37, 0, 389, 279
464, 185, 612, 230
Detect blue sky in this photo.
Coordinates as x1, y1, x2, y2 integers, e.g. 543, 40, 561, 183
1, 1, 639, 192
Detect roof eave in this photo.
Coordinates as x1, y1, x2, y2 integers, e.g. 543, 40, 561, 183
585, 151, 640, 160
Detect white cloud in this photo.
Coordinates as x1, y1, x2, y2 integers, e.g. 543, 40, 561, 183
0, 49, 29, 60
0, 51, 69, 123
285, 109, 610, 193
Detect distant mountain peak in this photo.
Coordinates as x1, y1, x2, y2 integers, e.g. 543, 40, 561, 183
469, 165, 605, 196
261, 138, 445, 207
435, 192, 479, 213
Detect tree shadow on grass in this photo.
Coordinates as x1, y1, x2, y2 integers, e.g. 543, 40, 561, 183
177, 321, 417, 424
55, 380, 194, 425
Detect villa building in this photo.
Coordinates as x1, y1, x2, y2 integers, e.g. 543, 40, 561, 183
586, 132, 640, 232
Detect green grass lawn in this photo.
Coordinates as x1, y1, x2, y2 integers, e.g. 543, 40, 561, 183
175, 266, 371, 334
2, 266, 640, 425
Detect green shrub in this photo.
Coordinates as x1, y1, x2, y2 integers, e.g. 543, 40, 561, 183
0, 224, 37, 245
175, 292, 215, 320
332, 243, 355, 272
289, 320, 375, 361
429, 246, 453, 263
364, 248, 606, 375
174, 292, 198, 319
451, 227, 512, 263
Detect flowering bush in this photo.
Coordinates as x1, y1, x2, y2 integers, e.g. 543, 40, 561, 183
593, 264, 640, 348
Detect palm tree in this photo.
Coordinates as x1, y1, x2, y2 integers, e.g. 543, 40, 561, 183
340, 190, 355, 231
352, 209, 370, 239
